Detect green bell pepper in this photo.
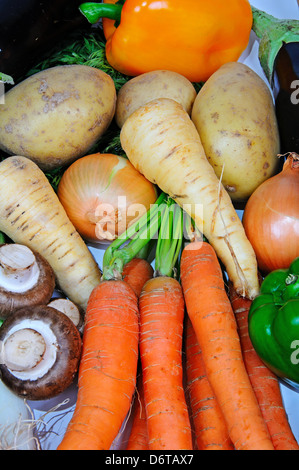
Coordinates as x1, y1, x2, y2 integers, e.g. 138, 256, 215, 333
248, 257, 299, 387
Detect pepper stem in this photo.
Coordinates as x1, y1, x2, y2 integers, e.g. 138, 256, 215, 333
285, 273, 298, 286
79, 2, 123, 24
251, 6, 299, 86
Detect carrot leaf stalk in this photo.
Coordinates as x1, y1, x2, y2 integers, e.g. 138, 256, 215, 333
102, 192, 166, 280
154, 197, 184, 278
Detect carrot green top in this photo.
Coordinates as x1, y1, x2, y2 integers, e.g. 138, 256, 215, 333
154, 197, 184, 279
102, 191, 204, 281
102, 192, 166, 280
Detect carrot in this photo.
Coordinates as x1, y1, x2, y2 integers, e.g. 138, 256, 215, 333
228, 282, 299, 451
121, 258, 153, 450
139, 275, 193, 450
123, 258, 154, 297
0, 156, 101, 311
135, 197, 192, 450
120, 97, 259, 300
126, 374, 149, 450
185, 317, 234, 450
57, 280, 139, 450
122, 258, 152, 449
180, 241, 274, 450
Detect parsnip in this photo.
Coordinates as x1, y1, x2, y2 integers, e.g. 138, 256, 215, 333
0, 156, 101, 311
120, 98, 259, 299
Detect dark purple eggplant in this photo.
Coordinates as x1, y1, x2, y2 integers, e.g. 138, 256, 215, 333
0, 0, 87, 80
274, 43, 299, 154
251, 7, 299, 154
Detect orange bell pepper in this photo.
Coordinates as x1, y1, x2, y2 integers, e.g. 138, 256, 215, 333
79, 0, 253, 83
101, 0, 119, 40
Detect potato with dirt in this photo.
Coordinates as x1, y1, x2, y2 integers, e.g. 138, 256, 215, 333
0, 65, 116, 171
115, 70, 197, 128
191, 62, 280, 202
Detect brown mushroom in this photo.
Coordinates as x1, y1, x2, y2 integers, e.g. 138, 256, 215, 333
0, 305, 82, 400
47, 298, 83, 332
0, 244, 55, 320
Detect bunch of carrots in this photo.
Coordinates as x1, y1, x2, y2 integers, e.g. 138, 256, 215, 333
57, 196, 298, 451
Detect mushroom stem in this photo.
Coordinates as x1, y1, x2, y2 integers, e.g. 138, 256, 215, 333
0, 306, 82, 400
0, 244, 40, 293
3, 328, 46, 372
0, 318, 58, 382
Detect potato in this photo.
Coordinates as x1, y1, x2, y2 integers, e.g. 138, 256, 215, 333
0, 65, 116, 171
191, 62, 280, 202
115, 70, 197, 128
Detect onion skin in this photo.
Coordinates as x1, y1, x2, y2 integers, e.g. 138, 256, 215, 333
243, 153, 299, 274
57, 153, 157, 243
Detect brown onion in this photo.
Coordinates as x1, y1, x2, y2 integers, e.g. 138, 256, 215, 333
242, 153, 299, 274
57, 153, 157, 243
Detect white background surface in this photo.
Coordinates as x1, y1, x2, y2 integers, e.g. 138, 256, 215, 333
26, 0, 299, 450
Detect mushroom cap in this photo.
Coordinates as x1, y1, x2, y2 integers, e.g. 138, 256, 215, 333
0, 305, 82, 400
47, 297, 84, 332
0, 246, 56, 320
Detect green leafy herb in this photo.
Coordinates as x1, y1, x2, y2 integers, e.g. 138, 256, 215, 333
44, 166, 64, 192
100, 128, 124, 156
26, 29, 130, 91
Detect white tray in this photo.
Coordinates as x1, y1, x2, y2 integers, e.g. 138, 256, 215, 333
7, 0, 299, 451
